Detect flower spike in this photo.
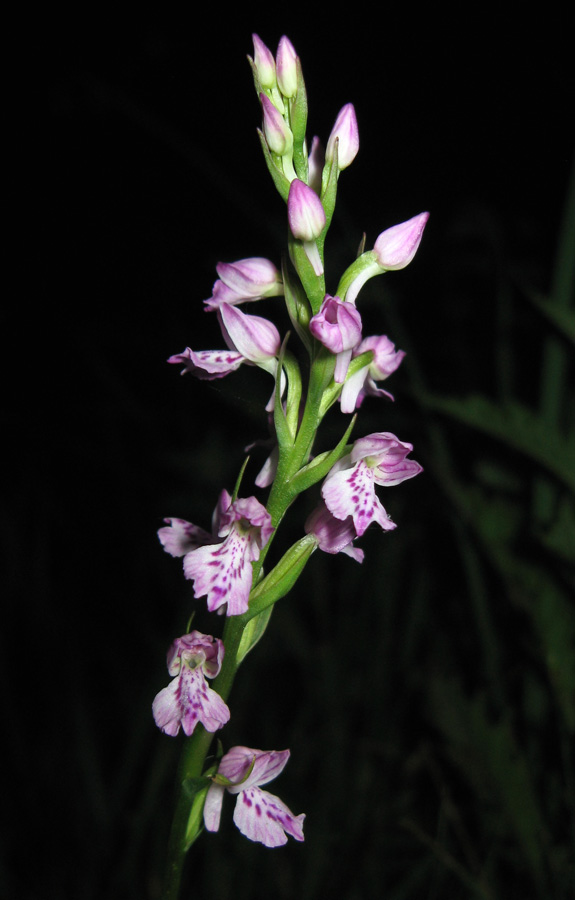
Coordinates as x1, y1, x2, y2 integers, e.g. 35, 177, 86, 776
204, 746, 305, 847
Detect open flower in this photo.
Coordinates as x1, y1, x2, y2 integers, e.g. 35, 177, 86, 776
168, 304, 282, 401
204, 746, 305, 847
152, 631, 230, 737
322, 433, 422, 536
340, 334, 405, 413
183, 494, 274, 616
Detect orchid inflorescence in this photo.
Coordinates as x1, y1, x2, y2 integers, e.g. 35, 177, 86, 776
155, 34, 428, 863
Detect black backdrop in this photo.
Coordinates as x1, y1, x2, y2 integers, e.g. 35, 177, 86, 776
5, 7, 573, 899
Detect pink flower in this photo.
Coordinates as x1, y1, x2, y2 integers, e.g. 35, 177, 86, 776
326, 103, 359, 170
373, 212, 430, 271
339, 334, 405, 413
182, 493, 274, 616
305, 500, 364, 563
276, 36, 298, 98
168, 304, 282, 391
204, 257, 283, 312
309, 295, 363, 382
251, 34, 276, 89
152, 631, 230, 737
287, 179, 326, 276
322, 433, 422, 536
204, 746, 305, 847
261, 92, 293, 156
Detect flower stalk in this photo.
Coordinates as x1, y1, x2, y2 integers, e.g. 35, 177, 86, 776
156, 32, 428, 900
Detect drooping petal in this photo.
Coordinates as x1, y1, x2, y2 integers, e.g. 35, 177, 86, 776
203, 781, 226, 833
152, 666, 230, 737
322, 459, 396, 537
305, 500, 364, 562
183, 530, 256, 616
233, 787, 305, 847
158, 517, 212, 558
168, 348, 244, 379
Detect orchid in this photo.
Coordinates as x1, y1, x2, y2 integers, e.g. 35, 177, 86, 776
155, 34, 429, 897
183, 494, 274, 616
203, 257, 283, 312
152, 631, 230, 737
305, 499, 364, 562
204, 747, 305, 847
309, 294, 363, 382
326, 102, 359, 170
322, 433, 423, 536
339, 334, 406, 413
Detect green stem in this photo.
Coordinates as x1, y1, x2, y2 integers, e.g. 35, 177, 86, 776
161, 340, 333, 900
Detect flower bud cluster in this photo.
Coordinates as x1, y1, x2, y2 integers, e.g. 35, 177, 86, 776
154, 34, 429, 854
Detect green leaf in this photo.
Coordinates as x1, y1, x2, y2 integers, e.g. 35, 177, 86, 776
420, 392, 575, 494
525, 289, 575, 347
181, 776, 212, 851
236, 606, 273, 665
245, 534, 316, 620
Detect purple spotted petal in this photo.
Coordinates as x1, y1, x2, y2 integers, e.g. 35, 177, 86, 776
157, 518, 212, 558
233, 787, 305, 847
152, 665, 230, 737
165, 631, 225, 679
218, 496, 274, 546
322, 459, 396, 537
167, 348, 244, 379
183, 530, 257, 616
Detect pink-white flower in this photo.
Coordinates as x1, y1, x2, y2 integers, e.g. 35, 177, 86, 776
260, 92, 293, 156
152, 631, 230, 737
322, 433, 422, 536
182, 493, 274, 616
309, 294, 363, 382
204, 746, 305, 847
305, 500, 364, 563
340, 335, 405, 413
326, 103, 359, 170
168, 304, 281, 389
251, 34, 276, 89
276, 36, 298, 98
167, 347, 244, 380
204, 257, 283, 312
218, 303, 281, 373
374, 212, 430, 270
287, 178, 326, 276
343, 212, 430, 305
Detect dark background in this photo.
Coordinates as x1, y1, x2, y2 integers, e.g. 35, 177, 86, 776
4, 7, 573, 899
